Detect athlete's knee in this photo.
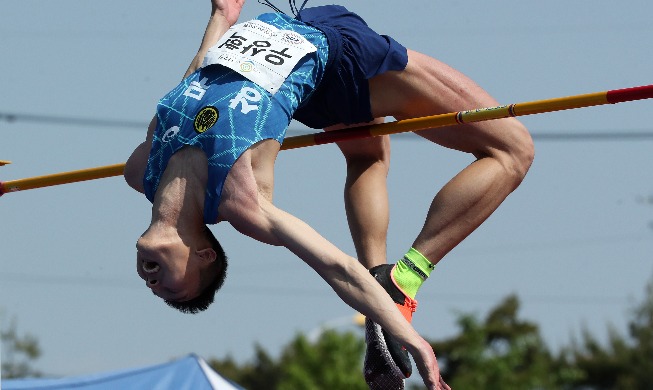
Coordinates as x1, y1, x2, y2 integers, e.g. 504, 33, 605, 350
496, 121, 534, 186
326, 119, 389, 164
513, 123, 535, 177
338, 135, 391, 175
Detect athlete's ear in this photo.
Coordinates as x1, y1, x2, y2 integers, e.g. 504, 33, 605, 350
195, 247, 217, 263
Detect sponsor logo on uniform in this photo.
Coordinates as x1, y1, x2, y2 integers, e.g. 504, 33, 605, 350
162, 126, 180, 142
281, 32, 303, 45
240, 60, 255, 72
194, 106, 219, 133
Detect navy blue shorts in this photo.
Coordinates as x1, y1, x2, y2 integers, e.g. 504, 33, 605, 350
294, 5, 409, 129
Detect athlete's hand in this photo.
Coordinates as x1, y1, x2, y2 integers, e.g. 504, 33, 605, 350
407, 338, 451, 390
211, 0, 245, 26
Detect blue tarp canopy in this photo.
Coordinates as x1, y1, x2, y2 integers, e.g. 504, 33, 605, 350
2, 354, 244, 390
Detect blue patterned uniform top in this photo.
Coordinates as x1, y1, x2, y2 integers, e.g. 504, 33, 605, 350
143, 12, 329, 224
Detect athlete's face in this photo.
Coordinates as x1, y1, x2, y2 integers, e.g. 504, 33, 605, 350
135, 236, 203, 302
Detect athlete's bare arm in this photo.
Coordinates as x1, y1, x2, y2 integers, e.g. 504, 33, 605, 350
184, 0, 245, 77
222, 184, 446, 389
124, 116, 156, 193
124, 0, 243, 192
218, 145, 446, 389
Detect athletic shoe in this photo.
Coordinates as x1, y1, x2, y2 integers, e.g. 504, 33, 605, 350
363, 264, 418, 389
364, 318, 406, 390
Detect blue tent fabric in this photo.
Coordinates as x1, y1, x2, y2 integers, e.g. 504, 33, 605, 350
2, 354, 244, 390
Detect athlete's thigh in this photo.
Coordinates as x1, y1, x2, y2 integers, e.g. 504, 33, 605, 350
369, 49, 524, 155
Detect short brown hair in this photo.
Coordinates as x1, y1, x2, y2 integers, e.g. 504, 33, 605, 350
164, 226, 227, 314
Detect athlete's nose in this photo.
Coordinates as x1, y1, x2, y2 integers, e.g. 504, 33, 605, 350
142, 261, 160, 274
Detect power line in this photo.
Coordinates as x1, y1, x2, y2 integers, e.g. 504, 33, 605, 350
0, 112, 144, 129
2, 111, 653, 141
0, 271, 639, 306
530, 132, 653, 141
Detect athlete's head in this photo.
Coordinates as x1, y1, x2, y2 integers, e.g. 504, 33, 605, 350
136, 225, 228, 313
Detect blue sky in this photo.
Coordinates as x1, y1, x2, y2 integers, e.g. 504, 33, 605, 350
1, 0, 652, 380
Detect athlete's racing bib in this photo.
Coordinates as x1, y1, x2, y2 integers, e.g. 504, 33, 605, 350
202, 20, 317, 94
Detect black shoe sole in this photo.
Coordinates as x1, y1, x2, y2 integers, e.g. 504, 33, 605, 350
364, 318, 405, 390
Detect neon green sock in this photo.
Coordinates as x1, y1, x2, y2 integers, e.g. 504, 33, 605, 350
391, 247, 434, 299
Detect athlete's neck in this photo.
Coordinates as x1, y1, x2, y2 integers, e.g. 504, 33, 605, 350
150, 147, 208, 232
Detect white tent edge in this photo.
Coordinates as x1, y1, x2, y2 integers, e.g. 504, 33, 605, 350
1, 353, 245, 390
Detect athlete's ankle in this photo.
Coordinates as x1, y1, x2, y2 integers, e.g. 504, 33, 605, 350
391, 247, 434, 299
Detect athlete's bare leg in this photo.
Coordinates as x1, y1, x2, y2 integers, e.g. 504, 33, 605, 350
368, 49, 535, 265
326, 118, 390, 270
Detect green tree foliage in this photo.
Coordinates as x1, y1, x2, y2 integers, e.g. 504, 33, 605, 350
209, 330, 366, 390
209, 274, 653, 390
1, 317, 42, 379
627, 277, 653, 387
210, 345, 283, 389
418, 295, 582, 390
277, 331, 366, 390
563, 275, 653, 389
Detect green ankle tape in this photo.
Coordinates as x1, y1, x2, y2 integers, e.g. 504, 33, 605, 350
392, 248, 435, 299
402, 247, 434, 279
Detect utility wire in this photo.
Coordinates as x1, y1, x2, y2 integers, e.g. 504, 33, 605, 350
0, 112, 144, 129
2, 111, 653, 141
0, 272, 633, 305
